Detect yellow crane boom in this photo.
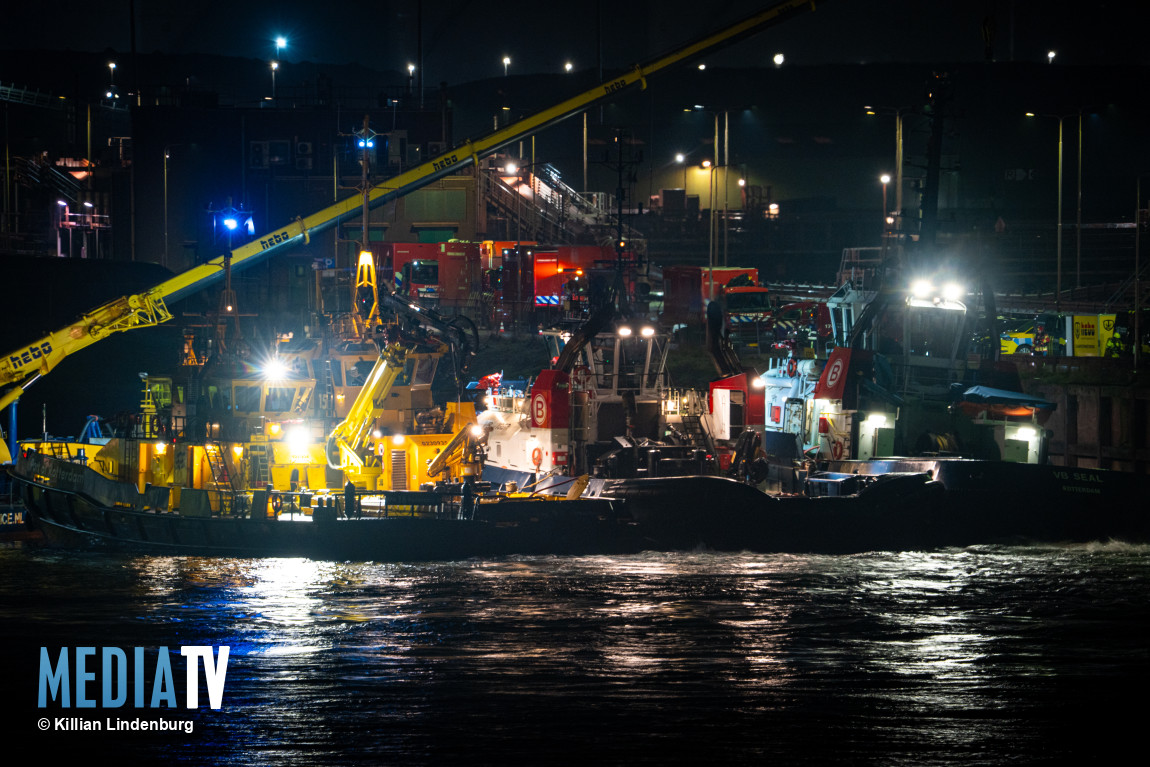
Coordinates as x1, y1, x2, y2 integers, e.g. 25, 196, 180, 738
1, 0, 821, 419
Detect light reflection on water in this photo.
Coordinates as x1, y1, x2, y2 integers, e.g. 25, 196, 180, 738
4, 543, 1147, 765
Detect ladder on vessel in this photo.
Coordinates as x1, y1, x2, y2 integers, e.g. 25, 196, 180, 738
203, 443, 236, 515
247, 444, 271, 488
678, 414, 714, 454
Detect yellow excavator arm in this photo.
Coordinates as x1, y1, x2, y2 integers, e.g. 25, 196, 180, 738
1, 291, 173, 413
325, 344, 410, 470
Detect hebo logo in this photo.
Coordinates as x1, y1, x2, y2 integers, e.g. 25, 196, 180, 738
259, 230, 292, 250
9, 341, 52, 370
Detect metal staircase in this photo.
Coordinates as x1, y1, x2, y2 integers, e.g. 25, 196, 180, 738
482, 159, 646, 252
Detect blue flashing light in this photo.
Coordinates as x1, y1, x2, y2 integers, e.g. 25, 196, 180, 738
223, 217, 239, 231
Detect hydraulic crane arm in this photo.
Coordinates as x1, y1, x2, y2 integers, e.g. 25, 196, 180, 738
1, 0, 822, 415
1, 291, 173, 412
325, 343, 409, 470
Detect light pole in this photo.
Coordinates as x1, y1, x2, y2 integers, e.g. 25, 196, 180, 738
502, 56, 510, 77
878, 173, 887, 257
703, 159, 715, 299
163, 149, 170, 268
270, 61, 279, 103
864, 105, 908, 231
1027, 111, 1084, 307
880, 173, 891, 242
163, 144, 182, 269
675, 153, 686, 189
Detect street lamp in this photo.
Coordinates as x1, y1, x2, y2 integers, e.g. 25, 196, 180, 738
773, 53, 784, 67
105, 61, 118, 100
502, 56, 511, 76
675, 152, 686, 189
564, 61, 573, 73
879, 173, 891, 236
275, 36, 287, 57
270, 61, 279, 102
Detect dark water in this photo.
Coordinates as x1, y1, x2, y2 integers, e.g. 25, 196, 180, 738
3, 541, 1147, 765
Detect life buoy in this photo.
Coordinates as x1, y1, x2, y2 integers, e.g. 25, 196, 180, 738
831, 440, 844, 460
531, 447, 543, 467
271, 494, 283, 514
571, 365, 592, 391
786, 359, 798, 378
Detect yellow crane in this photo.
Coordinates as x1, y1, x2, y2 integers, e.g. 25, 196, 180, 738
1, 0, 823, 463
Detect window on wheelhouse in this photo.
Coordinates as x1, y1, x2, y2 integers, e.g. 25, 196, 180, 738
234, 385, 261, 413
264, 387, 295, 413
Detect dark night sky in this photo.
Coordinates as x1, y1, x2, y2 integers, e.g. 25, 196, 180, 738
3, 1, 1144, 84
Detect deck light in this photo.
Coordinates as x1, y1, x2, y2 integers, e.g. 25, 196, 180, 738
911, 280, 933, 299
263, 359, 288, 380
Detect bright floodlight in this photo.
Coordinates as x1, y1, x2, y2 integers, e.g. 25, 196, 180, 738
640, 326, 655, 338
773, 53, 784, 66
565, 61, 573, 72
675, 153, 685, 163
287, 426, 308, 453
263, 359, 288, 380
910, 280, 933, 299
880, 174, 891, 184
617, 325, 633, 337
1047, 50, 1056, 63
222, 217, 239, 230
504, 162, 517, 174
276, 37, 287, 49
941, 282, 964, 301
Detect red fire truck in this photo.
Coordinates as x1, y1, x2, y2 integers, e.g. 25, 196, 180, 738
381, 241, 480, 313
660, 266, 772, 345
484, 243, 641, 328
